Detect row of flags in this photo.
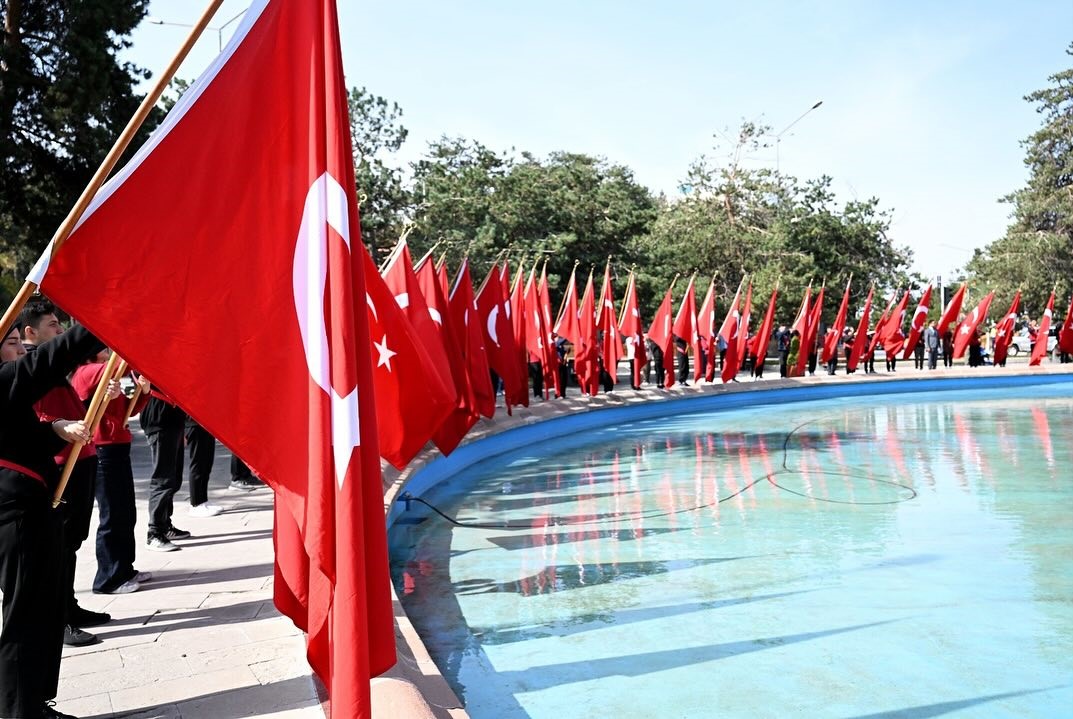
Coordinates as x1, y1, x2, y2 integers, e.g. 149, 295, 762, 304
13, 0, 1072, 713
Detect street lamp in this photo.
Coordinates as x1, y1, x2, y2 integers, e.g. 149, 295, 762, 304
147, 7, 248, 52
775, 100, 823, 175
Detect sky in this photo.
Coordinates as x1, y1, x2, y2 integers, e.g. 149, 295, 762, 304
126, 1, 1073, 281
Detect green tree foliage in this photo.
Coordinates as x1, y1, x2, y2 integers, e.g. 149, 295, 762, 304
635, 123, 914, 319
409, 140, 657, 294
348, 87, 409, 255
967, 43, 1073, 319
0, 0, 156, 301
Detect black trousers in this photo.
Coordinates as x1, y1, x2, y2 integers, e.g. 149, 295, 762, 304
928, 349, 939, 369
914, 347, 925, 369
146, 426, 184, 537
61, 457, 96, 618
231, 454, 254, 481
779, 350, 789, 377
0, 477, 66, 716
185, 422, 216, 507
93, 443, 137, 593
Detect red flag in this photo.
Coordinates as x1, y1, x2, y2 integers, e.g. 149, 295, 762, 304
449, 259, 495, 418
554, 266, 580, 345
1057, 294, 1073, 354
752, 285, 779, 375
882, 290, 911, 357
575, 271, 600, 395
735, 283, 753, 375
900, 285, 933, 359
618, 271, 647, 388
365, 253, 454, 466
791, 284, 812, 338
952, 291, 994, 359
696, 279, 717, 382
822, 279, 852, 364
847, 285, 874, 372
867, 292, 897, 358
1030, 292, 1056, 366
795, 286, 825, 377
673, 274, 698, 347
416, 258, 477, 455
382, 242, 458, 405
937, 283, 967, 338
537, 266, 562, 397
506, 262, 530, 408
992, 292, 1021, 365
718, 282, 743, 383
477, 263, 525, 412
28, 0, 393, 712
597, 263, 622, 382
647, 285, 676, 388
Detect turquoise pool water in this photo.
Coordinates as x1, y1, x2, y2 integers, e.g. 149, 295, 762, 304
388, 383, 1073, 718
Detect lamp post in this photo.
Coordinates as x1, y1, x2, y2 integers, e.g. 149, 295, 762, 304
148, 7, 248, 52
775, 100, 823, 175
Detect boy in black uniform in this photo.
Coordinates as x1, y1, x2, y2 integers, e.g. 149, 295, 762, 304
140, 387, 191, 552
0, 321, 103, 719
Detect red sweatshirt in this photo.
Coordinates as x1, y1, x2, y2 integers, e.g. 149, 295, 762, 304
70, 362, 148, 445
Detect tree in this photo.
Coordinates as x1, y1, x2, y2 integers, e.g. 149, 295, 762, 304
1, 0, 156, 302
635, 123, 913, 320
348, 87, 409, 255
967, 43, 1073, 317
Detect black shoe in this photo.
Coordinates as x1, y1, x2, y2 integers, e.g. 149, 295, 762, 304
69, 606, 110, 627
42, 700, 80, 718
63, 625, 99, 647
165, 525, 191, 540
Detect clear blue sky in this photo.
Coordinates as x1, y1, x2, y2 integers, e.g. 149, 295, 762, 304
127, 0, 1073, 280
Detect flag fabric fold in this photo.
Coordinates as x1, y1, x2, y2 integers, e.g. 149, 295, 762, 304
952, 291, 995, 359
900, 285, 932, 360
1030, 292, 1056, 366
618, 271, 647, 388
992, 292, 1021, 366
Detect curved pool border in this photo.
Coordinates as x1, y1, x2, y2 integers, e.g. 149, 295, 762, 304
371, 367, 1073, 719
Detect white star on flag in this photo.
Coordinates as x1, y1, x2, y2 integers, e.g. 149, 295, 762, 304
374, 335, 397, 371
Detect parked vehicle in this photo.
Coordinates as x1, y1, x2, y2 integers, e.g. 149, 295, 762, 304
1007, 330, 1057, 357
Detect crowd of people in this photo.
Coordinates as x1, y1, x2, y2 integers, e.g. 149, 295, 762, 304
0, 300, 263, 719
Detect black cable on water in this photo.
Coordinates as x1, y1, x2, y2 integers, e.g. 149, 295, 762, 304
399, 420, 918, 530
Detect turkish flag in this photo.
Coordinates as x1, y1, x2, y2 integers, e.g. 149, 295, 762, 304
937, 283, 967, 338
992, 292, 1021, 365
881, 290, 910, 357
735, 282, 753, 376
618, 271, 647, 388
477, 263, 525, 411
867, 293, 897, 359
794, 286, 825, 377
900, 285, 933, 360
382, 241, 458, 405
696, 279, 717, 382
412, 253, 473, 455
952, 291, 994, 359
537, 266, 562, 397
823, 279, 853, 364
647, 286, 676, 388
673, 275, 698, 350
597, 264, 622, 382
505, 262, 530, 408
718, 283, 743, 383
448, 259, 495, 418
364, 252, 453, 467
1030, 292, 1056, 366
752, 285, 779, 375
575, 271, 600, 395
27, 0, 393, 713
1057, 294, 1073, 354
554, 266, 580, 345
847, 285, 874, 372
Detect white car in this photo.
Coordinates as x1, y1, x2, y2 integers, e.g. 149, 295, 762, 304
1007, 331, 1057, 357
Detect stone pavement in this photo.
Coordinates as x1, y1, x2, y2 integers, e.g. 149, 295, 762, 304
56, 424, 323, 718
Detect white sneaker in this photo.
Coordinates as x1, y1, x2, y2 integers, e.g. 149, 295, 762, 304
104, 578, 140, 594
134, 571, 153, 583
188, 502, 222, 518
147, 536, 180, 552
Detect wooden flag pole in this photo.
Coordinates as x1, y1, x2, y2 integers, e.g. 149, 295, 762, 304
0, 0, 226, 334
52, 352, 121, 508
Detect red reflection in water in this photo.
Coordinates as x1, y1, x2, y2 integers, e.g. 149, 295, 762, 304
1031, 408, 1055, 471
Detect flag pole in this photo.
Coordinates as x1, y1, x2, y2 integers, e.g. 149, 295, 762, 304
0, 0, 226, 334
52, 352, 123, 508
122, 382, 143, 428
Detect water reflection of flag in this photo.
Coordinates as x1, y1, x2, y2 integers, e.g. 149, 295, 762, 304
1030, 407, 1055, 470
